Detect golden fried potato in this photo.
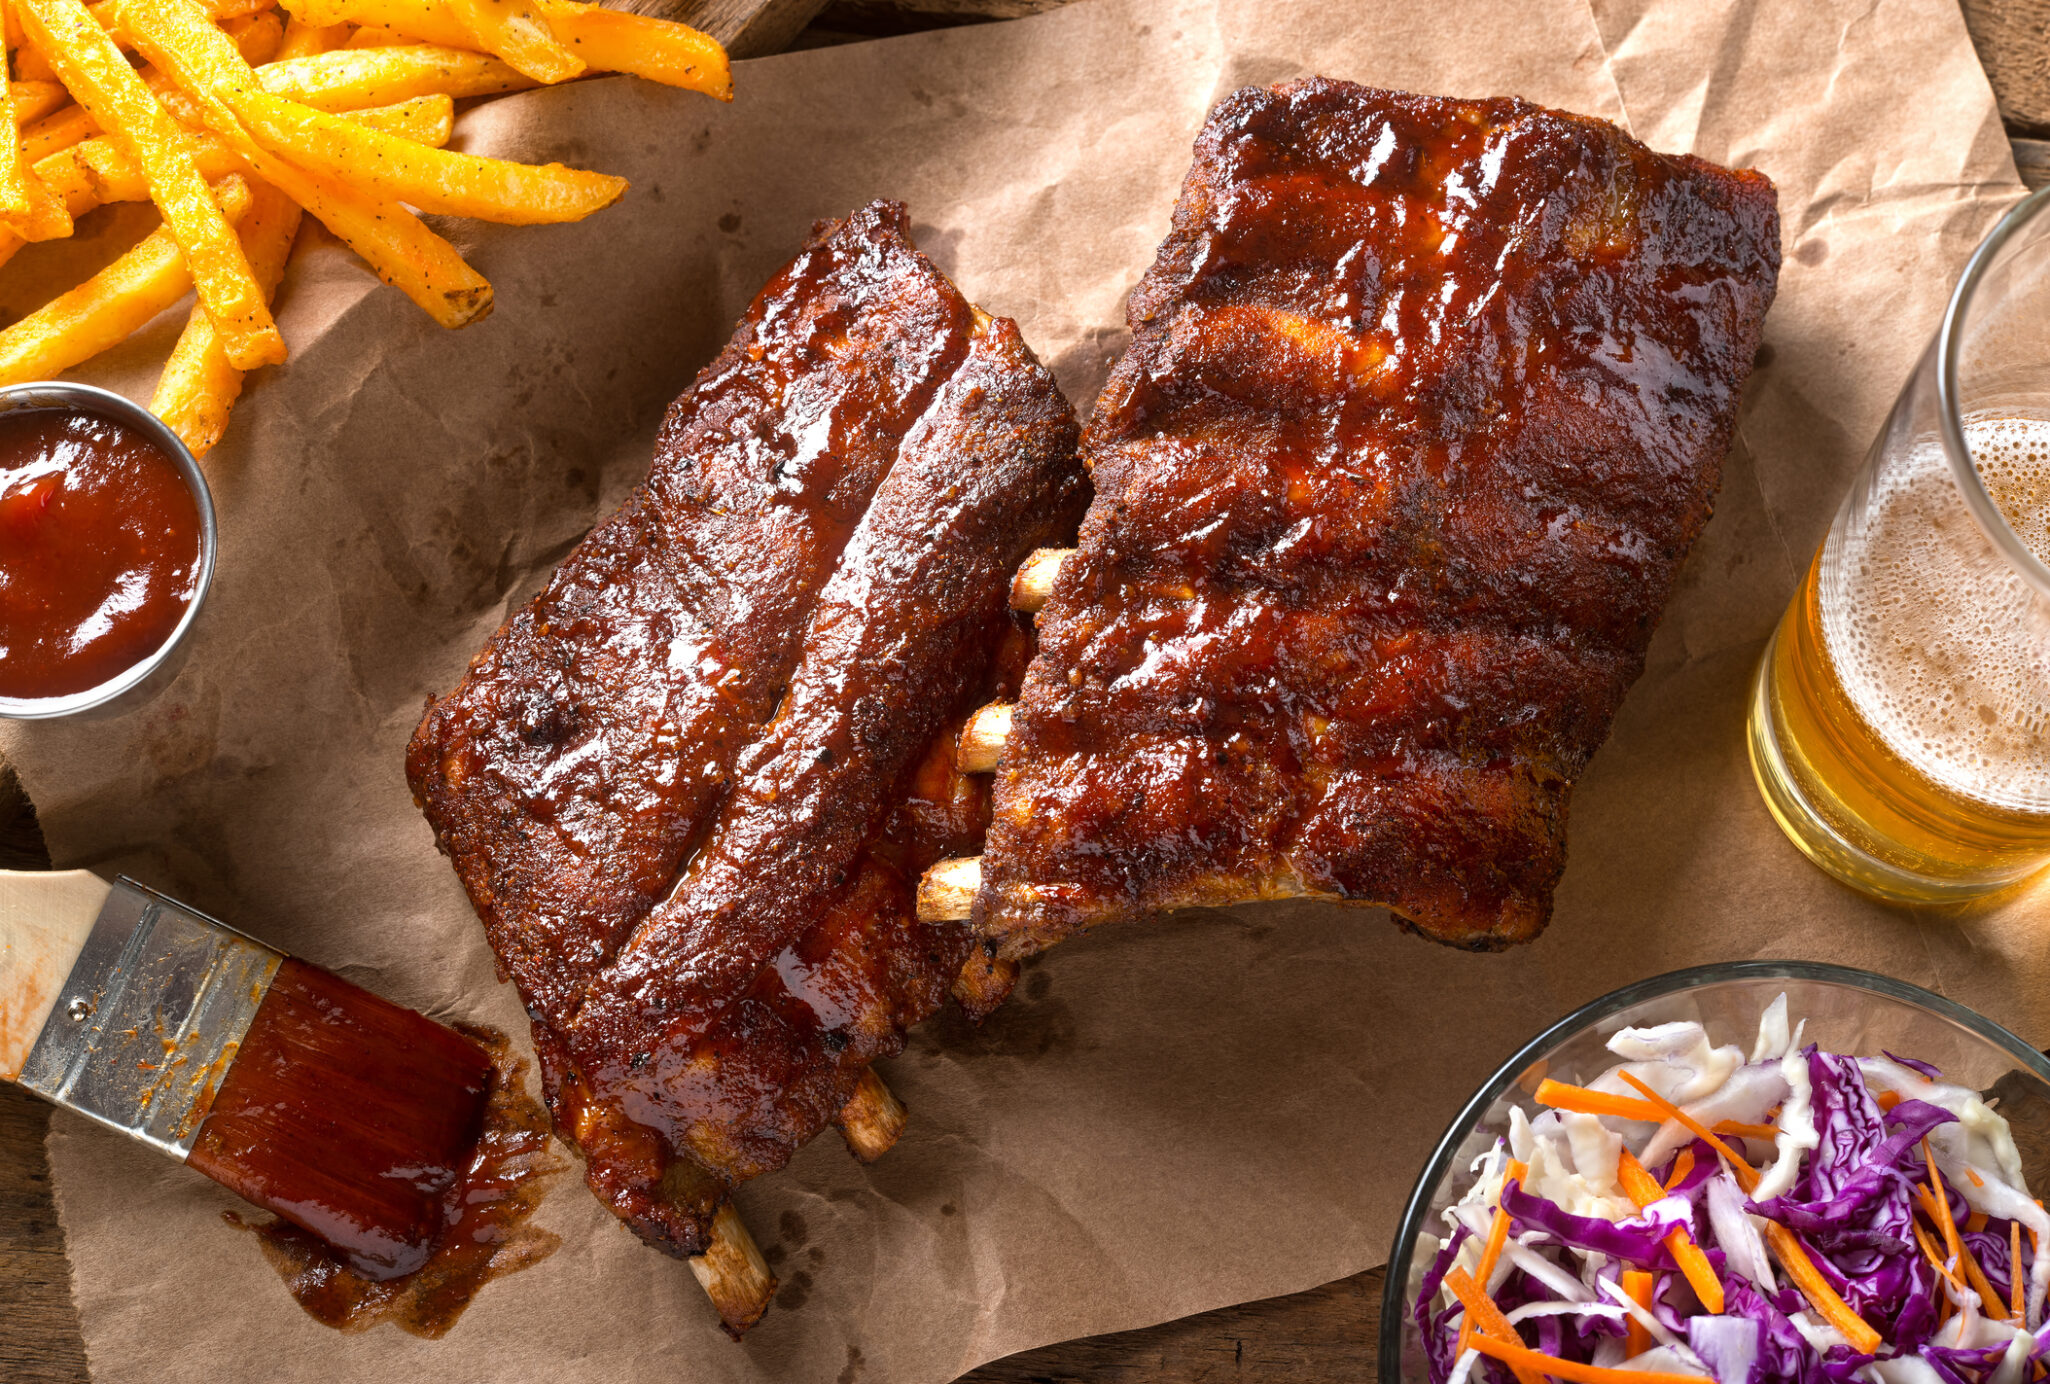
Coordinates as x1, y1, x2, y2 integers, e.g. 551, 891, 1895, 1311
235, 87, 624, 225
280, 0, 729, 98
20, 0, 283, 367
256, 42, 534, 108
444, 0, 580, 83
154, 178, 302, 457
537, 0, 730, 100
121, 0, 494, 328
0, 174, 254, 386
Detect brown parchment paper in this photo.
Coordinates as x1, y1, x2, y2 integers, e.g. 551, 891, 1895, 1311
0, 0, 2035, 1379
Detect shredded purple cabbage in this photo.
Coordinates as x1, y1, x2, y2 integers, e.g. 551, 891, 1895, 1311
1501, 1175, 1691, 1263
1884, 1052, 1945, 1081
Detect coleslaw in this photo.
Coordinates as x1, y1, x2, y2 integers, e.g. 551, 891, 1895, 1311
1410, 996, 2050, 1384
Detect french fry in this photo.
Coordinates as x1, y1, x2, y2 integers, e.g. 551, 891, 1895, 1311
263, 156, 493, 325
279, 0, 450, 35
255, 43, 535, 109
154, 177, 300, 457
344, 23, 405, 46
280, 0, 730, 98
537, 0, 730, 99
233, 86, 624, 224
221, 8, 285, 65
12, 0, 278, 79
121, 0, 493, 327
443, 0, 581, 83
38, 95, 451, 211
1, 0, 39, 222
0, 174, 255, 387
18, 0, 284, 368
11, 79, 68, 125
18, 17, 289, 162
20, 99, 95, 162
275, 14, 351, 59
346, 90, 453, 142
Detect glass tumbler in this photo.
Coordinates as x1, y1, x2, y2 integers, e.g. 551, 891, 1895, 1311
1747, 186, 2050, 904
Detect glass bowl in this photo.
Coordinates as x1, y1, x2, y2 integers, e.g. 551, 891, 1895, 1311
1377, 961, 2050, 1384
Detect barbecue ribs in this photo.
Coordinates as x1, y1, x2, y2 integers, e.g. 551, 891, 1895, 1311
969, 80, 1782, 958
407, 202, 1087, 1302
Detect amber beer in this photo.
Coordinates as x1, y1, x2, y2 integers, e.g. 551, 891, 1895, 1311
1748, 182, 2050, 902
1751, 418, 2050, 901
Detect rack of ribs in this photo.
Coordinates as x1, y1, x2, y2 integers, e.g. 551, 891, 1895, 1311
921, 79, 1782, 960
406, 200, 1087, 1333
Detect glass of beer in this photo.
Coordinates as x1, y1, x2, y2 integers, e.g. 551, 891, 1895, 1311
1748, 185, 2050, 904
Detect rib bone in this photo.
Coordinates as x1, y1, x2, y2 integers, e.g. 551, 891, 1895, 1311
689, 1202, 776, 1338
918, 856, 981, 922
835, 1067, 907, 1162
956, 702, 1012, 773
1009, 547, 1072, 612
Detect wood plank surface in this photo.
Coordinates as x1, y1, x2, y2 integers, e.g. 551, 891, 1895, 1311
2, 1, 2047, 1380
622, 0, 833, 56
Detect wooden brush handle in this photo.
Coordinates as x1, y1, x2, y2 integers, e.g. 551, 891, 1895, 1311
0, 869, 112, 1081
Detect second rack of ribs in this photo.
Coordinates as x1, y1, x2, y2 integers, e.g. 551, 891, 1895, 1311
973, 80, 1782, 958
407, 201, 1087, 1262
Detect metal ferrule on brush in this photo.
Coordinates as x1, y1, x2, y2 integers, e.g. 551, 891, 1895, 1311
17, 879, 281, 1159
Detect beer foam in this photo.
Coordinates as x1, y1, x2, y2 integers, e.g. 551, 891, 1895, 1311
1819, 417, 2050, 814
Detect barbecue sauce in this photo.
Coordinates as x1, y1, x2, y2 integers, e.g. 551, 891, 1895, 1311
228, 1024, 566, 1338
0, 408, 202, 700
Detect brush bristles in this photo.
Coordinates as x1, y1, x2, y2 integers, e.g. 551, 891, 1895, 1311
184, 959, 493, 1280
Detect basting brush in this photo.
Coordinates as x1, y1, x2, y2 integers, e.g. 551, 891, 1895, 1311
0, 868, 492, 1279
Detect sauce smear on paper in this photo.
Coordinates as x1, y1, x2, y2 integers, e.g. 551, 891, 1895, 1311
227, 1025, 567, 1338
0, 408, 202, 700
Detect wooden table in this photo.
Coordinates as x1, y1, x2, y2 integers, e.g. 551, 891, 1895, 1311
2, 2, 2046, 1379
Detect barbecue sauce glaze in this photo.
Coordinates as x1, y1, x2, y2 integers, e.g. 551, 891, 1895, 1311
0, 407, 201, 700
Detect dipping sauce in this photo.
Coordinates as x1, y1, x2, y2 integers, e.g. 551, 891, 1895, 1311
0, 407, 203, 701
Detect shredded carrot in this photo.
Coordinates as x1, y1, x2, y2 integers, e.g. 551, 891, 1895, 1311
1712, 1121, 1782, 1142
1877, 1089, 1902, 1111
2014, 1220, 2026, 1321
1535, 1078, 1669, 1125
1961, 1244, 2011, 1321
1925, 1143, 1966, 1270
1465, 1331, 1713, 1384
1917, 1180, 2009, 1319
1617, 1149, 1725, 1314
1968, 1211, 1990, 1233
1616, 1073, 1760, 1194
1968, 1168, 1987, 1188
1622, 1269, 1656, 1356
1914, 1217, 1968, 1297
1762, 1219, 1883, 1353
1444, 1267, 1548, 1384
1663, 1148, 1696, 1191
1458, 1158, 1528, 1355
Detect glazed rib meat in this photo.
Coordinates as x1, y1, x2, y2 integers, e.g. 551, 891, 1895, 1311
408, 201, 1086, 1276
973, 80, 1781, 959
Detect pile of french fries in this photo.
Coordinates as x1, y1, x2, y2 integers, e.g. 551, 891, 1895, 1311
0, 0, 730, 454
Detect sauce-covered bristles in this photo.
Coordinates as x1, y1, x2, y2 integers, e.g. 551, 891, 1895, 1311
185, 959, 493, 1281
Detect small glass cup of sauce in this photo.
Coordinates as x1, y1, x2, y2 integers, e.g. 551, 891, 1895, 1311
0, 382, 216, 719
